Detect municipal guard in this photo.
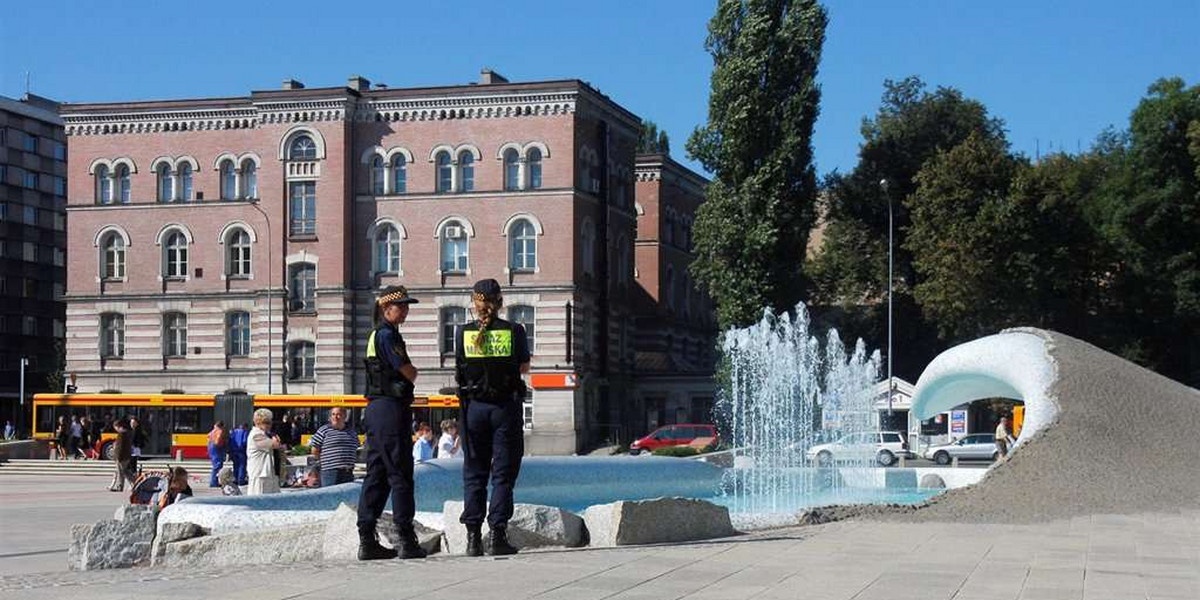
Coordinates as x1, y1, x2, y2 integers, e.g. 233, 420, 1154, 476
456, 279, 531, 556
357, 285, 426, 560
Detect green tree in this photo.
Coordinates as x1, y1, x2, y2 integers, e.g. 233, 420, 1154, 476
637, 120, 671, 155
687, 0, 827, 328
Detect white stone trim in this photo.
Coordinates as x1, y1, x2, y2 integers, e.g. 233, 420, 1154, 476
428, 145, 455, 162
278, 125, 327, 160
149, 156, 174, 173
523, 141, 550, 158
174, 155, 201, 171
285, 250, 320, 265
384, 146, 414, 164
359, 145, 386, 164
496, 142, 524, 160
433, 215, 476, 238
500, 213, 545, 236
88, 158, 114, 175
366, 217, 408, 241
93, 224, 132, 248
213, 152, 239, 170
238, 152, 262, 168
366, 217, 406, 277
112, 157, 138, 174
217, 221, 258, 243
155, 223, 194, 246
454, 143, 482, 161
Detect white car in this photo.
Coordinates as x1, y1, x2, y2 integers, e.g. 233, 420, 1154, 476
922, 433, 1001, 464
805, 431, 913, 467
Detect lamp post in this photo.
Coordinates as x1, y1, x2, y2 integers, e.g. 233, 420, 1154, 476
880, 179, 894, 417
247, 199, 274, 394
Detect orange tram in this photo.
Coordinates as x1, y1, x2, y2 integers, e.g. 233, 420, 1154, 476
31, 393, 459, 459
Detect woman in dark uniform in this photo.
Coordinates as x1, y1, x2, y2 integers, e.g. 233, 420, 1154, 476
455, 279, 531, 556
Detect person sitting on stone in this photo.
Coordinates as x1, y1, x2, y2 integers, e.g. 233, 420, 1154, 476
154, 467, 193, 509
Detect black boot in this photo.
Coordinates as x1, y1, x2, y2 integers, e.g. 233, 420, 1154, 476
488, 527, 519, 556
465, 524, 484, 557
397, 528, 427, 560
358, 531, 398, 561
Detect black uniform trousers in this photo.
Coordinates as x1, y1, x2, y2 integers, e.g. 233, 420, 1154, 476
460, 398, 524, 529
357, 396, 416, 538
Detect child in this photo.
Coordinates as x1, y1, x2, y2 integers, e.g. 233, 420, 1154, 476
412, 423, 434, 462
218, 466, 242, 496
155, 466, 194, 509
437, 419, 461, 459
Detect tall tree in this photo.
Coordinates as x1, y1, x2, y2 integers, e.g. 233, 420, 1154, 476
688, 0, 827, 329
637, 120, 671, 155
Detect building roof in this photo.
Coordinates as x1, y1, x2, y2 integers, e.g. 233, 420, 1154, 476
0, 93, 62, 125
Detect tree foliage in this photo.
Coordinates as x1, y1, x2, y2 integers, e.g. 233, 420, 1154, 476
637, 120, 671, 155
688, 0, 827, 329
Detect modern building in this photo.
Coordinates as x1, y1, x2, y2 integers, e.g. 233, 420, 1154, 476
0, 93, 68, 432
61, 71, 714, 454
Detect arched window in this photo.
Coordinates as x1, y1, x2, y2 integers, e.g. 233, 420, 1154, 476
508, 219, 537, 272
435, 151, 453, 193
179, 163, 193, 201
289, 135, 317, 160
220, 160, 237, 200
157, 164, 173, 202
116, 165, 131, 203
242, 160, 258, 199
226, 311, 251, 357
289, 341, 315, 380
101, 233, 125, 280
371, 156, 385, 196
527, 148, 543, 190
439, 307, 467, 355
508, 305, 535, 355
439, 220, 469, 273
227, 229, 251, 277
164, 231, 188, 278
458, 151, 475, 192
100, 313, 125, 358
391, 155, 407, 194
581, 219, 596, 275
665, 265, 676, 312
375, 225, 401, 274
289, 263, 316, 312
162, 312, 188, 357
95, 165, 112, 204
503, 148, 521, 191
664, 213, 674, 245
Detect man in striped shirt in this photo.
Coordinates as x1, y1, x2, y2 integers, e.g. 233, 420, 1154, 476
311, 407, 360, 487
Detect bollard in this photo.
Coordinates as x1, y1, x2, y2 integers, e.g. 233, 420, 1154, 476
951, 456, 959, 468
898, 456, 906, 468
175, 449, 183, 461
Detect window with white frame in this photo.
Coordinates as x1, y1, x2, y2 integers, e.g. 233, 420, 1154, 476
163, 312, 188, 357
504, 149, 520, 191
242, 160, 258, 198
440, 306, 467, 355
528, 147, 543, 189
157, 164, 173, 202
289, 181, 316, 236
289, 263, 316, 312
179, 163, 194, 201
374, 225, 401, 274
391, 155, 407, 193
439, 220, 468, 273
508, 305, 535, 354
220, 160, 237, 200
100, 314, 125, 358
228, 229, 251, 277
95, 165, 112, 204
508, 219, 537, 272
289, 135, 317, 160
289, 341, 315, 380
101, 233, 125, 280
371, 156, 385, 196
163, 231, 188, 278
117, 165, 131, 203
458, 151, 475, 192
435, 151, 452, 193
227, 311, 251, 357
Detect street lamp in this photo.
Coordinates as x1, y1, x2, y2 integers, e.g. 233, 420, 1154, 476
879, 179, 894, 417
247, 199, 274, 394
18, 357, 28, 407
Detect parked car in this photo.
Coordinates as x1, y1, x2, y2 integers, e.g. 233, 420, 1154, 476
805, 431, 912, 467
629, 424, 719, 455
922, 433, 1000, 464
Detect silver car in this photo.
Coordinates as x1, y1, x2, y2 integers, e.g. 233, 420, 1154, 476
922, 433, 1000, 465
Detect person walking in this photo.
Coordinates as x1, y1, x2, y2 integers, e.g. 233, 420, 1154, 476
229, 423, 249, 485
108, 418, 136, 492
247, 409, 282, 495
54, 416, 70, 460
207, 421, 229, 487
310, 407, 359, 488
3, 420, 14, 440
70, 416, 83, 459
455, 279, 531, 557
357, 285, 425, 560
437, 420, 461, 459
995, 416, 1013, 459
79, 416, 94, 459
275, 414, 293, 451
129, 417, 146, 470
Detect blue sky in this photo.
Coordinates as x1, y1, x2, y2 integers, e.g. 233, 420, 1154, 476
2, 0, 1196, 176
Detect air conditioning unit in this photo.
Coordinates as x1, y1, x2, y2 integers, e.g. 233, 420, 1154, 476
589, 179, 601, 193
444, 226, 465, 239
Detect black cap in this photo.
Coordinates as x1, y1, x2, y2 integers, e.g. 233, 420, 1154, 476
377, 285, 419, 305
472, 278, 502, 299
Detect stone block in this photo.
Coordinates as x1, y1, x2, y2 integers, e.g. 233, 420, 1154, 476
322, 503, 440, 561
441, 501, 585, 555
158, 521, 325, 569
150, 522, 206, 566
920, 473, 947, 489
582, 497, 734, 547
68, 505, 157, 570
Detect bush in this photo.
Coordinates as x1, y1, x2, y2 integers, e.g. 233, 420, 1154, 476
652, 445, 701, 457
287, 444, 310, 457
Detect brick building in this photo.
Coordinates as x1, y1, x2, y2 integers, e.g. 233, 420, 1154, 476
0, 93, 68, 431
61, 72, 715, 453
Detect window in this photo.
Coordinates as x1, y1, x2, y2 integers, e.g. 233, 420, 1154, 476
375, 225, 401, 274
289, 182, 316, 236
52, 140, 66, 161
458, 151, 474, 191
439, 220, 468, 273
371, 156, 385, 195
117, 165, 131, 203
164, 231, 188, 278
23, 242, 36, 262
435, 151, 452, 193
227, 312, 251, 357
53, 212, 65, 231
440, 307, 467, 355
53, 247, 65, 266
289, 135, 317, 160
509, 305, 535, 354
22, 170, 37, 189
100, 314, 125, 358
228, 229, 251, 277
242, 160, 258, 198
52, 176, 66, 196
289, 263, 316, 312
289, 342, 315, 380
96, 165, 112, 203
508, 219, 537, 272
581, 219, 596, 275
102, 233, 125, 280
22, 133, 36, 152
179, 163, 193, 200
528, 148, 543, 189
391, 155, 406, 193
22, 205, 35, 225
53, 319, 65, 338
163, 312, 188, 357
220, 161, 237, 200
22, 315, 37, 336
157, 164, 173, 202
504, 149, 520, 191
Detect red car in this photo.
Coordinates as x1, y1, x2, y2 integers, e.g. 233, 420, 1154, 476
629, 424, 719, 455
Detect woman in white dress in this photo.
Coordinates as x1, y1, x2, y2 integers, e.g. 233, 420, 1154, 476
246, 408, 282, 495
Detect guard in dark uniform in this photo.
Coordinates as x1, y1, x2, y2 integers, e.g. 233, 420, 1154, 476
456, 279, 532, 556
357, 285, 427, 560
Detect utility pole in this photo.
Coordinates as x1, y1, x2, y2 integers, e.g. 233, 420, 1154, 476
248, 199, 274, 393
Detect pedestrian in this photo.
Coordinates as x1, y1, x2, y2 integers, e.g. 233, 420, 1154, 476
229, 423, 249, 485
455, 278, 532, 556
275, 413, 293, 451
108, 418, 136, 492
54, 416, 70, 460
154, 466, 193, 509
129, 417, 146, 470
79, 416, 94, 459
218, 466, 242, 496
4, 420, 15, 440
207, 421, 229, 487
412, 423, 434, 462
70, 415, 83, 459
310, 407, 359, 488
437, 419, 461, 459
995, 416, 1013, 459
246, 409, 282, 496
357, 285, 426, 560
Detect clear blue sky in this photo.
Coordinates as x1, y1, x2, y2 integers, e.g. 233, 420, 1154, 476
2, 1, 1196, 176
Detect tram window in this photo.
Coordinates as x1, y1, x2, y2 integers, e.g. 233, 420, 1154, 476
172, 407, 214, 433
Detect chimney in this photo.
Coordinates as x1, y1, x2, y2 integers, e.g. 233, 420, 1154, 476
479, 69, 509, 85
281, 79, 305, 90
347, 75, 371, 92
